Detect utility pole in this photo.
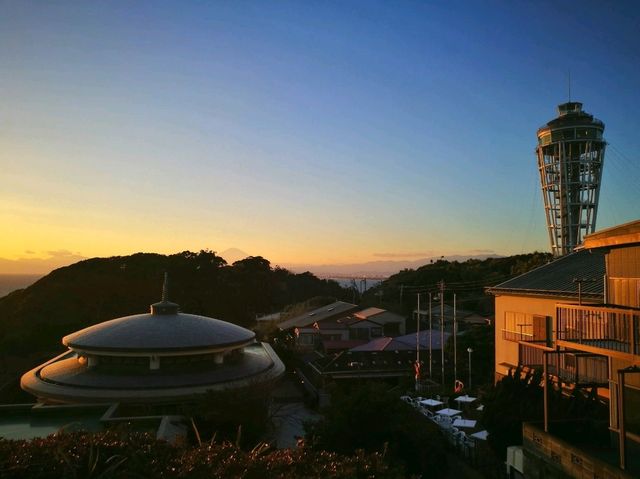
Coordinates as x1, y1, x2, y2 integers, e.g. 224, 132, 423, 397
467, 347, 473, 390
429, 291, 433, 378
439, 280, 445, 384
415, 293, 420, 391
453, 293, 457, 389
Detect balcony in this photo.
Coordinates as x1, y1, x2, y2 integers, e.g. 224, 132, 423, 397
518, 342, 609, 387
557, 304, 640, 359
523, 421, 636, 479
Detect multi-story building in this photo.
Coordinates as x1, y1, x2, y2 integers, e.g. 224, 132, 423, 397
489, 220, 640, 478
278, 302, 406, 352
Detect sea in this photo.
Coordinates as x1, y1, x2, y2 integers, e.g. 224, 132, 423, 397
329, 278, 383, 291
0, 274, 43, 298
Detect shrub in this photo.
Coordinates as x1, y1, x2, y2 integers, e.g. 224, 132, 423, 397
0, 430, 404, 478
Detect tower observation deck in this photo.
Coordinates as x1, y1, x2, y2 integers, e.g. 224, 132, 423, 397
536, 102, 606, 256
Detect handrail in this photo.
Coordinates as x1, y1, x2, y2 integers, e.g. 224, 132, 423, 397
556, 304, 640, 356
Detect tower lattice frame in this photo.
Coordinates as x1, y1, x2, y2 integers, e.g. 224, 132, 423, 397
536, 102, 606, 257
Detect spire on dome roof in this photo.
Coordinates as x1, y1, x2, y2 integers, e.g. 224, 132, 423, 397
162, 271, 169, 302
151, 272, 179, 315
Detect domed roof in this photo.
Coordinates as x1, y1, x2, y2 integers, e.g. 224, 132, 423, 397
63, 274, 255, 353
63, 312, 255, 353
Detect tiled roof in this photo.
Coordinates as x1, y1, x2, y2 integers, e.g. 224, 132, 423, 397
487, 250, 605, 299
278, 301, 358, 330
349, 337, 394, 352
350, 330, 451, 352
353, 307, 386, 319
322, 339, 368, 351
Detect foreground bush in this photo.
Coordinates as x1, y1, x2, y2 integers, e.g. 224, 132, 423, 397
305, 383, 448, 477
483, 366, 608, 459
0, 430, 404, 478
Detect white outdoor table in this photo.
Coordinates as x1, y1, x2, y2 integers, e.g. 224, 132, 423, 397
420, 399, 444, 407
454, 395, 477, 404
452, 418, 477, 428
470, 430, 489, 440
435, 408, 462, 417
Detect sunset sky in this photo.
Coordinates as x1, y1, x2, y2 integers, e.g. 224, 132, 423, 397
2, 1, 640, 274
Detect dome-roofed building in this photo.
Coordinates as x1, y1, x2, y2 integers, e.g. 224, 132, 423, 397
21, 275, 285, 404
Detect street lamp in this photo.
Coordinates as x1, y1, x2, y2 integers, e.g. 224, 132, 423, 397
467, 347, 473, 390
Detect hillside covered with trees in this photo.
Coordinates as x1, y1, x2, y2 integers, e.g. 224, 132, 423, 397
0, 250, 347, 358
361, 252, 553, 316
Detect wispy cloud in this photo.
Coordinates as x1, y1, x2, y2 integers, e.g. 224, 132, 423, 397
373, 251, 437, 258
46, 249, 79, 258
465, 249, 497, 255
0, 251, 87, 274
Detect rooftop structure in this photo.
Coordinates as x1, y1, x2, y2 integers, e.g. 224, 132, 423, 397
277, 301, 359, 330
350, 329, 451, 352
21, 275, 284, 404
487, 249, 605, 300
536, 102, 606, 256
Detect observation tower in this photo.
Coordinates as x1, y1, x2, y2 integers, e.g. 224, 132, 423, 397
536, 102, 606, 256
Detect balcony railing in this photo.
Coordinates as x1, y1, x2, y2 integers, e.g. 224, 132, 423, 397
502, 328, 534, 342
557, 304, 640, 356
518, 341, 608, 386
518, 341, 550, 370
523, 422, 634, 478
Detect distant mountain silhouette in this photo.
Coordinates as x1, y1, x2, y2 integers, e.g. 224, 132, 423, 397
219, 248, 250, 264
283, 254, 504, 278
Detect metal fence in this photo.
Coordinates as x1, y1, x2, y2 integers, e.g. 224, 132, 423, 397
518, 342, 608, 386
557, 304, 640, 355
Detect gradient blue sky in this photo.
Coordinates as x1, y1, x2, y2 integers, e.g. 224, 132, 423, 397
2, 1, 639, 272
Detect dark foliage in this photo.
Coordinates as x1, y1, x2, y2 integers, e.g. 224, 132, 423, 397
482, 367, 544, 457
444, 324, 494, 387
363, 252, 553, 316
483, 366, 608, 458
0, 250, 347, 358
180, 384, 272, 448
305, 382, 448, 477
0, 430, 404, 478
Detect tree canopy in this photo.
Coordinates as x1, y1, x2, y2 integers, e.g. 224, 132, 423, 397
0, 250, 347, 358
305, 382, 448, 477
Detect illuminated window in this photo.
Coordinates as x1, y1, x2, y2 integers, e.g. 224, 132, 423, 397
503, 312, 549, 342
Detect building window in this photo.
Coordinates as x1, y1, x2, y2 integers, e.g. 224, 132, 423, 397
539, 133, 552, 145
298, 333, 316, 345
503, 312, 550, 342
503, 312, 549, 342
503, 312, 532, 341
371, 327, 383, 338
384, 322, 400, 336
349, 328, 370, 341
623, 385, 640, 437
